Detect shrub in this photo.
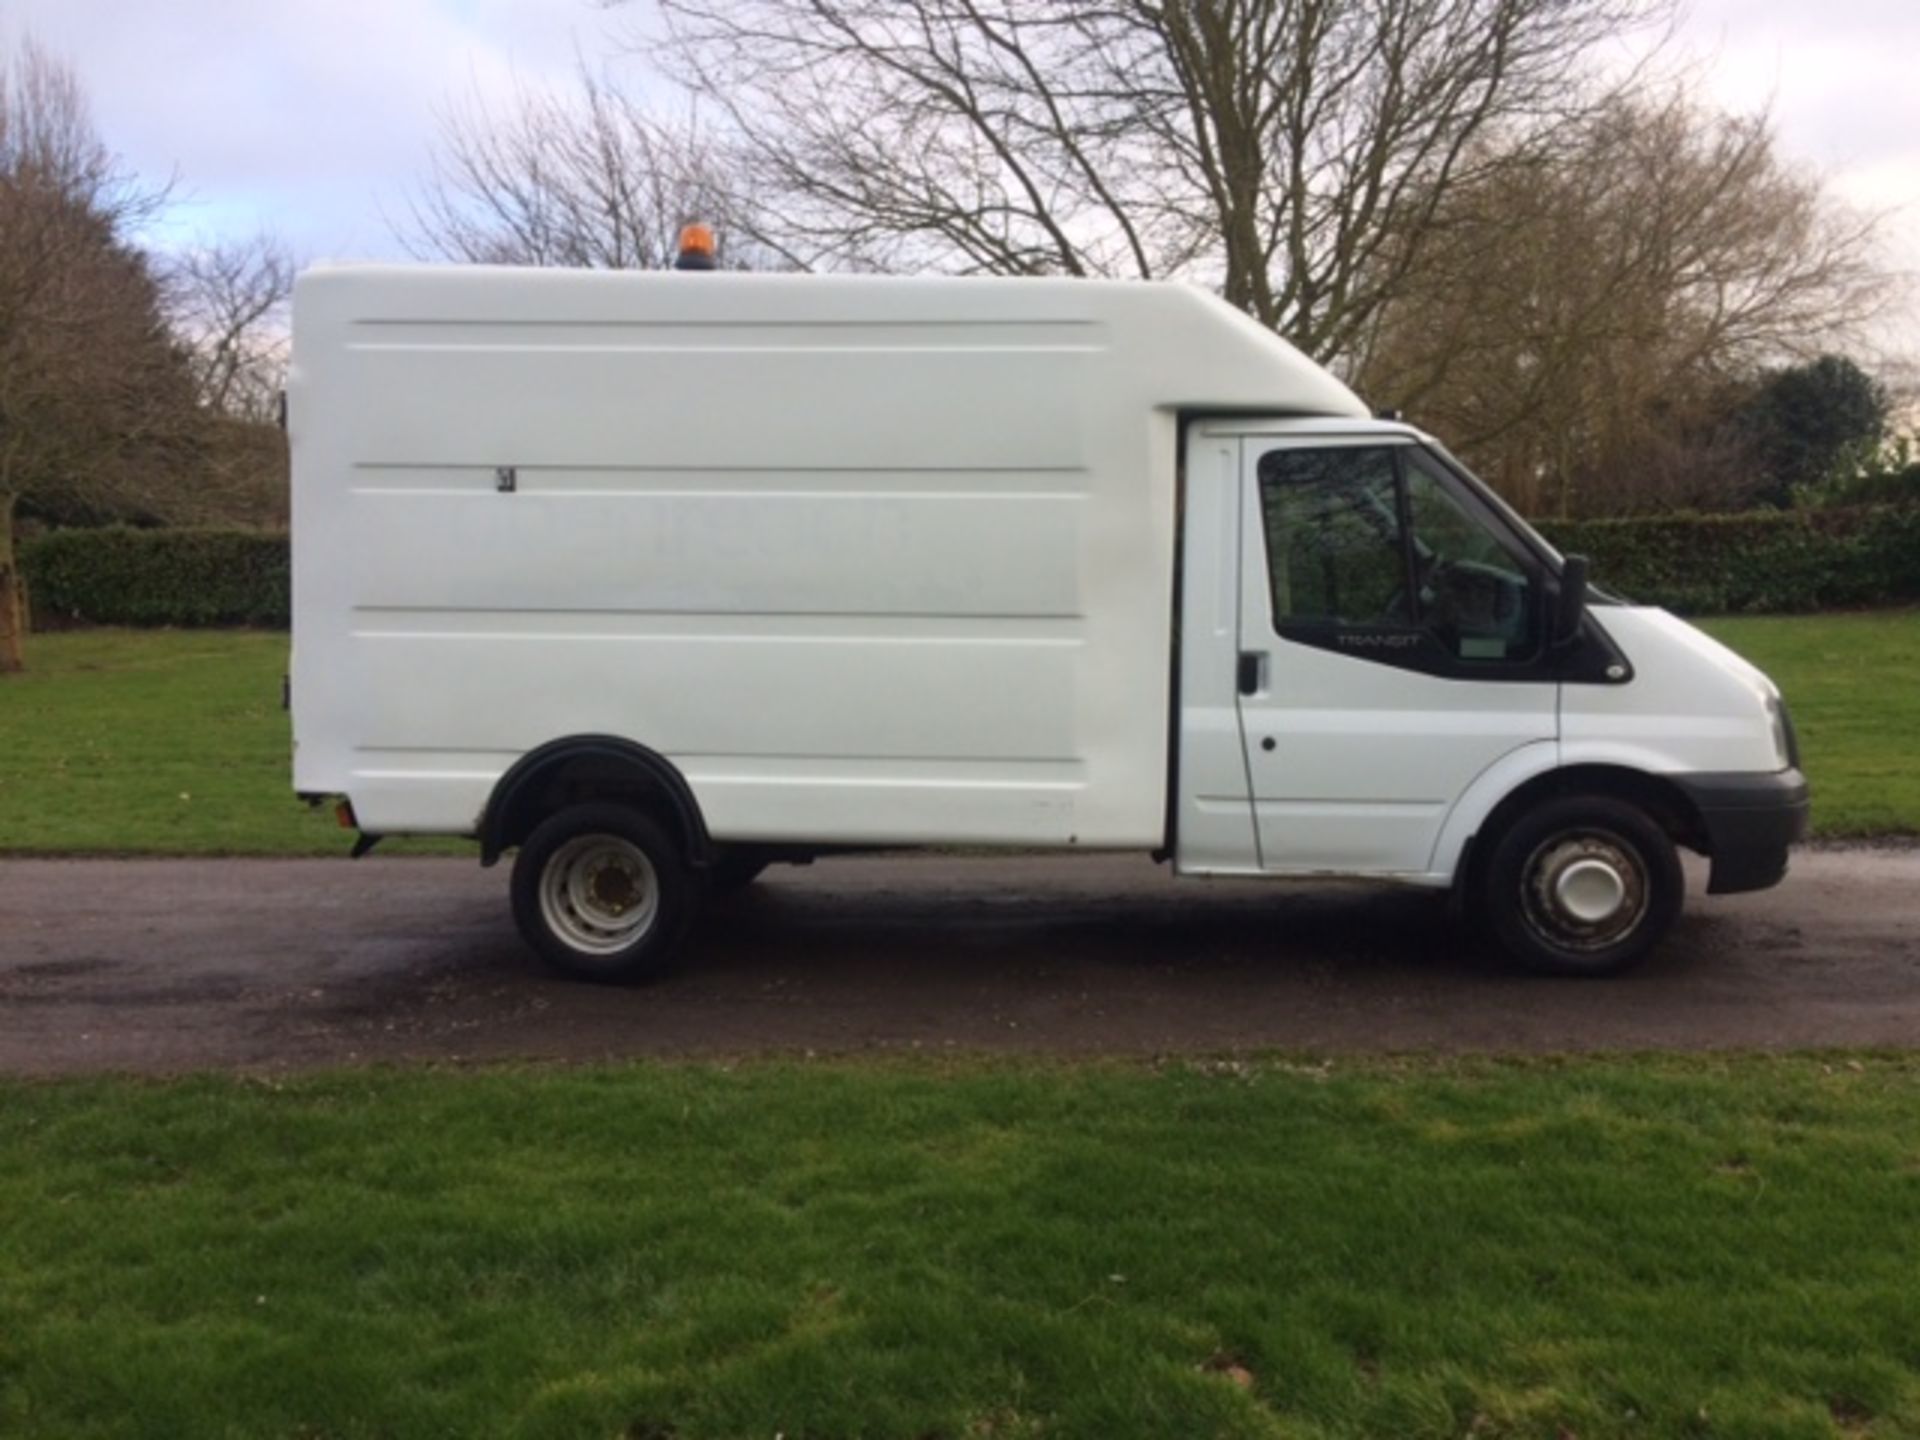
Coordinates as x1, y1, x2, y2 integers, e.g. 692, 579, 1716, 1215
1538, 506, 1920, 615
22, 527, 289, 628
18, 507, 1920, 630
1818, 462, 1920, 510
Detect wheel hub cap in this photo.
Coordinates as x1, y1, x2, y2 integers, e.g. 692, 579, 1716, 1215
1521, 832, 1649, 953
1553, 857, 1629, 924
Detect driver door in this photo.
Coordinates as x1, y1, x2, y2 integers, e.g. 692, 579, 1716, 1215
1235, 437, 1558, 874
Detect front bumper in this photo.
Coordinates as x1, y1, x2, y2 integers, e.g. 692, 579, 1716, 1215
1675, 769, 1810, 895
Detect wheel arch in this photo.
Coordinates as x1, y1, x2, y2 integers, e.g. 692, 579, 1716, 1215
1437, 748, 1711, 891
478, 736, 714, 868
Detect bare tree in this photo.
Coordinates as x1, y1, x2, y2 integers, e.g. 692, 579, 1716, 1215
1354, 93, 1888, 515
651, 0, 1671, 356
0, 39, 204, 671
403, 62, 765, 270
166, 230, 296, 423
159, 232, 298, 535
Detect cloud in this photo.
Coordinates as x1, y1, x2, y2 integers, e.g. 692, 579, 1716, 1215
1676, 0, 1920, 354
1, 0, 644, 258
1685, 0, 1920, 165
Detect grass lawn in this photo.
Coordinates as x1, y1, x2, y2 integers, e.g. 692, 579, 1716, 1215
1697, 611, 1920, 839
0, 629, 450, 856
3, 1056, 1918, 1440
0, 613, 1913, 854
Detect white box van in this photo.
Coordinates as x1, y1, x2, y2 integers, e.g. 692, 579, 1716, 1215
289, 264, 1808, 979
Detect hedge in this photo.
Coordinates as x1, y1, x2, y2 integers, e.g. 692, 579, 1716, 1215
21, 527, 289, 628
17, 505, 1920, 628
1536, 506, 1920, 615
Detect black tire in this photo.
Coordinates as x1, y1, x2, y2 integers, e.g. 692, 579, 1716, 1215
1475, 794, 1683, 976
510, 803, 700, 983
709, 854, 770, 895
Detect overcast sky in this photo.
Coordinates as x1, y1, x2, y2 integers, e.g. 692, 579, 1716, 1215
5, 0, 1916, 349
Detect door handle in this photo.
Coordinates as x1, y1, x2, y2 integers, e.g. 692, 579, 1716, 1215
1237, 651, 1265, 696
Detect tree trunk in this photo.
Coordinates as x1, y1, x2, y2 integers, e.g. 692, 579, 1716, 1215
0, 492, 24, 674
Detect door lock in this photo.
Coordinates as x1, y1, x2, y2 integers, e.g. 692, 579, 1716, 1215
1260, 737, 1276, 752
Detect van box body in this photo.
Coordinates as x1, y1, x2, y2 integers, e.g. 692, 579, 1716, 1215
289, 266, 1367, 848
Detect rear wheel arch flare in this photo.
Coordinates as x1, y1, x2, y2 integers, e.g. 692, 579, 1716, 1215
480, 736, 713, 867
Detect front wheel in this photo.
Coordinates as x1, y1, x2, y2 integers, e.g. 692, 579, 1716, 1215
1476, 795, 1683, 976
510, 804, 699, 982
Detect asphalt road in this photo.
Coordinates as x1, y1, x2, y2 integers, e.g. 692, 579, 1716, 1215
2, 848, 1917, 1075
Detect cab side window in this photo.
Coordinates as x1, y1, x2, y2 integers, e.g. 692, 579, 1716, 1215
1257, 443, 1541, 667
1259, 447, 1408, 628
1400, 450, 1539, 661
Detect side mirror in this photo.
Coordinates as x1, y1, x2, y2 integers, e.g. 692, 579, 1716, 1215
1552, 554, 1589, 650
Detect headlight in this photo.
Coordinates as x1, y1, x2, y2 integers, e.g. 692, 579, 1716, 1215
1766, 695, 1800, 770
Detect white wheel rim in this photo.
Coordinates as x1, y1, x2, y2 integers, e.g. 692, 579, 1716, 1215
539, 835, 659, 955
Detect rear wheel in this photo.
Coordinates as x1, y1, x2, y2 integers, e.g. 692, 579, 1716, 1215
1476, 794, 1683, 976
510, 804, 698, 982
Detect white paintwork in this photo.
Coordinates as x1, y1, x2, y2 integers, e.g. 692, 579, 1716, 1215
1559, 608, 1783, 774
1169, 422, 1790, 888
1406, 609, 1787, 887
1229, 430, 1556, 875
1171, 422, 1562, 878
290, 265, 1364, 845
291, 263, 1790, 886
1172, 431, 1262, 871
